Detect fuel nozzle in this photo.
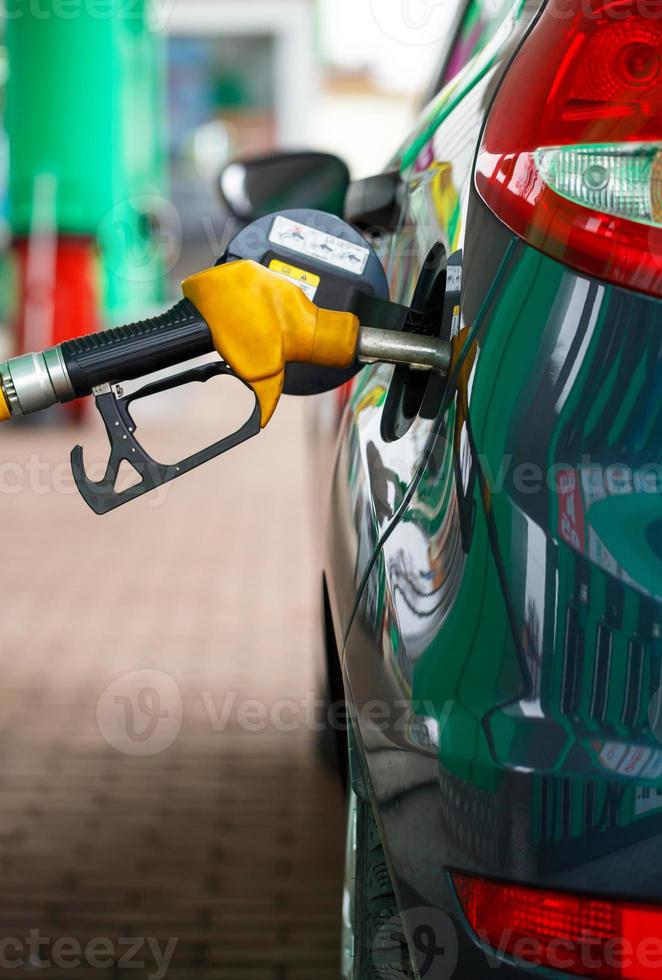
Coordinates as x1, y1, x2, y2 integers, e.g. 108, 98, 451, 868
0, 208, 459, 514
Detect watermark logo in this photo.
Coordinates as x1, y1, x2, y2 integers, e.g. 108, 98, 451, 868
373, 907, 458, 979
3, 0, 174, 30
97, 194, 182, 284
370, 0, 457, 47
0, 454, 173, 508
0, 931, 177, 980
96, 669, 183, 757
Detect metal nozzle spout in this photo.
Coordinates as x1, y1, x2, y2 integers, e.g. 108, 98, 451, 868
358, 327, 452, 375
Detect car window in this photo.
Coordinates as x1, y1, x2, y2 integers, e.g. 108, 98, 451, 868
441, 0, 517, 86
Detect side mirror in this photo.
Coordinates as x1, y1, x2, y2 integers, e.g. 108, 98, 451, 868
344, 170, 403, 232
219, 151, 350, 224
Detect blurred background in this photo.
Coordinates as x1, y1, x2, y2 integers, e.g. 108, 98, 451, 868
0, 2, 451, 976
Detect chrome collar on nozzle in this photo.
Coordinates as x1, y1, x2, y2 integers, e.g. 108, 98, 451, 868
0, 347, 75, 417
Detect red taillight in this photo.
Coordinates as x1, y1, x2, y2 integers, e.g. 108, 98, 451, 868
453, 872, 662, 979
476, 0, 662, 296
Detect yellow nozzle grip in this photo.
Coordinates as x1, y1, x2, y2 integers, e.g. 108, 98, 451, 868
0, 389, 11, 422
182, 260, 360, 427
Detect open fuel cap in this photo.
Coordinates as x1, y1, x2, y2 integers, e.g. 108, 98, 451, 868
219, 208, 401, 395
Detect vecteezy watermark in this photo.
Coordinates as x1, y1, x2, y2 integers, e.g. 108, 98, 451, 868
373, 907, 458, 979
370, 0, 460, 46
369, 907, 662, 979
3, 0, 175, 31
94, 669, 451, 755
0, 455, 173, 507
2, 449, 658, 503
545, 0, 662, 19
97, 194, 183, 285
0, 931, 177, 980
96, 672, 455, 756
96, 669, 183, 757
478, 928, 662, 975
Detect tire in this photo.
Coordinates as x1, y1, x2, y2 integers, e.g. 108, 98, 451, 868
318, 582, 349, 787
314, 673, 347, 786
342, 787, 413, 980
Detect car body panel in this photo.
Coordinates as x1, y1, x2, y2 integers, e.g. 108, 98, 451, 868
325, 4, 500, 666
324, 0, 540, 649
334, 206, 662, 973
323, 0, 662, 971
345, 199, 662, 880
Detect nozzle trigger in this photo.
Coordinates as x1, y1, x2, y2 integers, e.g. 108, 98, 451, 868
70, 362, 261, 515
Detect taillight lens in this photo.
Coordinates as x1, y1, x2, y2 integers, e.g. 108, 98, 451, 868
476, 0, 662, 296
453, 871, 662, 979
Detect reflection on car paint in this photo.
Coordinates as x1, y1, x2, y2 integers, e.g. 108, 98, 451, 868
324, 0, 662, 965
336, 237, 662, 929
396, 0, 527, 171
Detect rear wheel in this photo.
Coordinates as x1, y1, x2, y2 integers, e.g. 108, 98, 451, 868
341, 786, 413, 980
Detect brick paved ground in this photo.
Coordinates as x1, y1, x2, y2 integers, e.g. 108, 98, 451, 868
0, 381, 345, 979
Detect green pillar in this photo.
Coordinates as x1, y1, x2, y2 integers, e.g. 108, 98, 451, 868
6, 0, 168, 322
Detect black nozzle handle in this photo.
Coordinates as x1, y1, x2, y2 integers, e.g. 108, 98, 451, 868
60, 299, 215, 398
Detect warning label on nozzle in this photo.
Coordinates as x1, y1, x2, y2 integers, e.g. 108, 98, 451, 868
269, 260, 320, 301
269, 216, 370, 276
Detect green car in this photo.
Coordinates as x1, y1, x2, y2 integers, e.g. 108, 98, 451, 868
221, 0, 662, 974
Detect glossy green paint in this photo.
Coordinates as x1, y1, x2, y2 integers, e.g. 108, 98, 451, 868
410, 246, 556, 788
408, 243, 662, 794
413, 496, 514, 792
591, 497, 661, 597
